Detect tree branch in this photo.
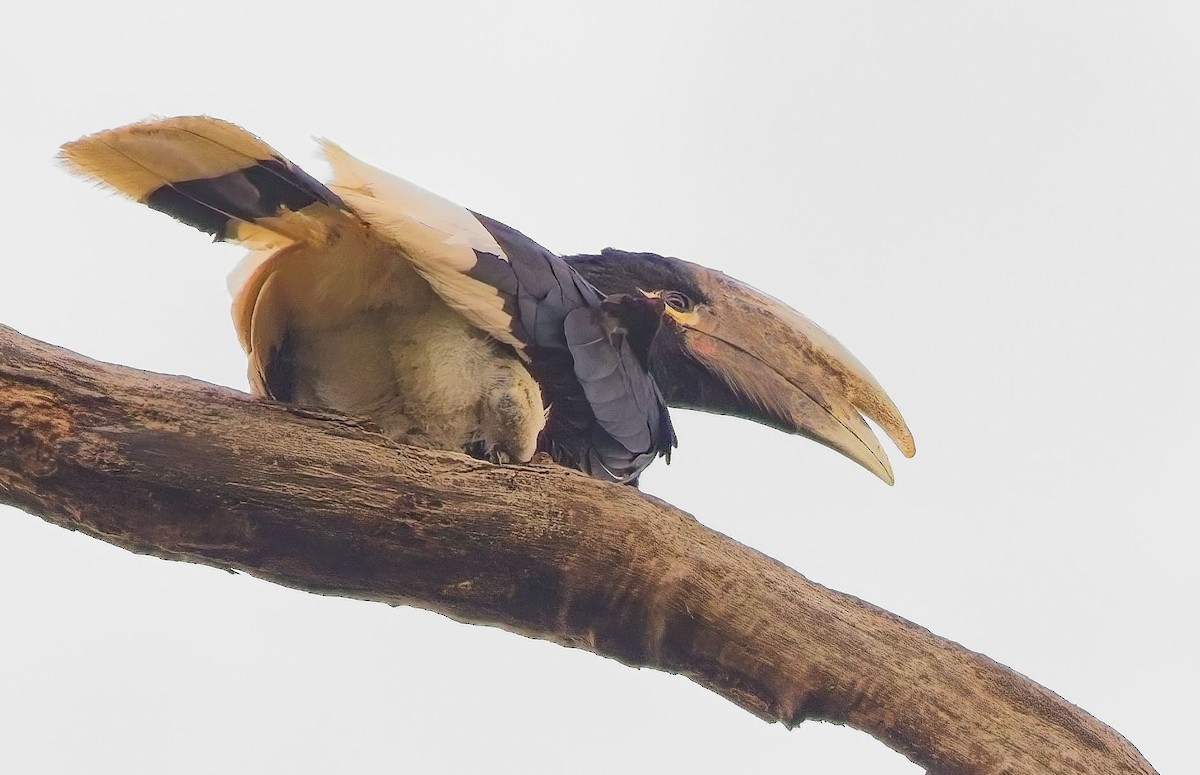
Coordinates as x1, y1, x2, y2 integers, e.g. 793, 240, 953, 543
0, 324, 1155, 775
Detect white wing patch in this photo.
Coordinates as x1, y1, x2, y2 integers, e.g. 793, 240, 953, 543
320, 140, 504, 261
319, 141, 527, 356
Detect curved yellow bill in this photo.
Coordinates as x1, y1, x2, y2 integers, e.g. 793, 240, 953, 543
663, 266, 915, 484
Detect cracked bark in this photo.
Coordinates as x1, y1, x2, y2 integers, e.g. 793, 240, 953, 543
0, 324, 1156, 775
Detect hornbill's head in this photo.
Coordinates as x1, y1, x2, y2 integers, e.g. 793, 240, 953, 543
564, 249, 916, 484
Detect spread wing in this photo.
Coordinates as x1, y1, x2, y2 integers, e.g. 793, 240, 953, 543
61, 115, 675, 482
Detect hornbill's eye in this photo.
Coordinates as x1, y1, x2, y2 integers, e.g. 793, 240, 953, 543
662, 290, 694, 313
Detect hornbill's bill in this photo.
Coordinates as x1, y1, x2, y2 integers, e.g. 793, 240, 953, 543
563, 251, 916, 483
61, 116, 914, 485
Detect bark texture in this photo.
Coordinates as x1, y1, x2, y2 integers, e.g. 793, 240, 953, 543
0, 324, 1156, 775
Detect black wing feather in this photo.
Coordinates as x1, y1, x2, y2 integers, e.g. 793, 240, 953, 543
469, 212, 675, 483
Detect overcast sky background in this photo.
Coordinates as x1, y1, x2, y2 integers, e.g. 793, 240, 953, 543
1, 2, 1196, 773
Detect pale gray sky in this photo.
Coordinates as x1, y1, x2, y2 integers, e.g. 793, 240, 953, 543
1, 2, 1196, 773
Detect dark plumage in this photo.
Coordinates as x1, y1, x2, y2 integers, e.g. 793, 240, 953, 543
467, 213, 675, 481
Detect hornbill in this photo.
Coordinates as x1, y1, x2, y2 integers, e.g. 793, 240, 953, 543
61, 116, 914, 485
